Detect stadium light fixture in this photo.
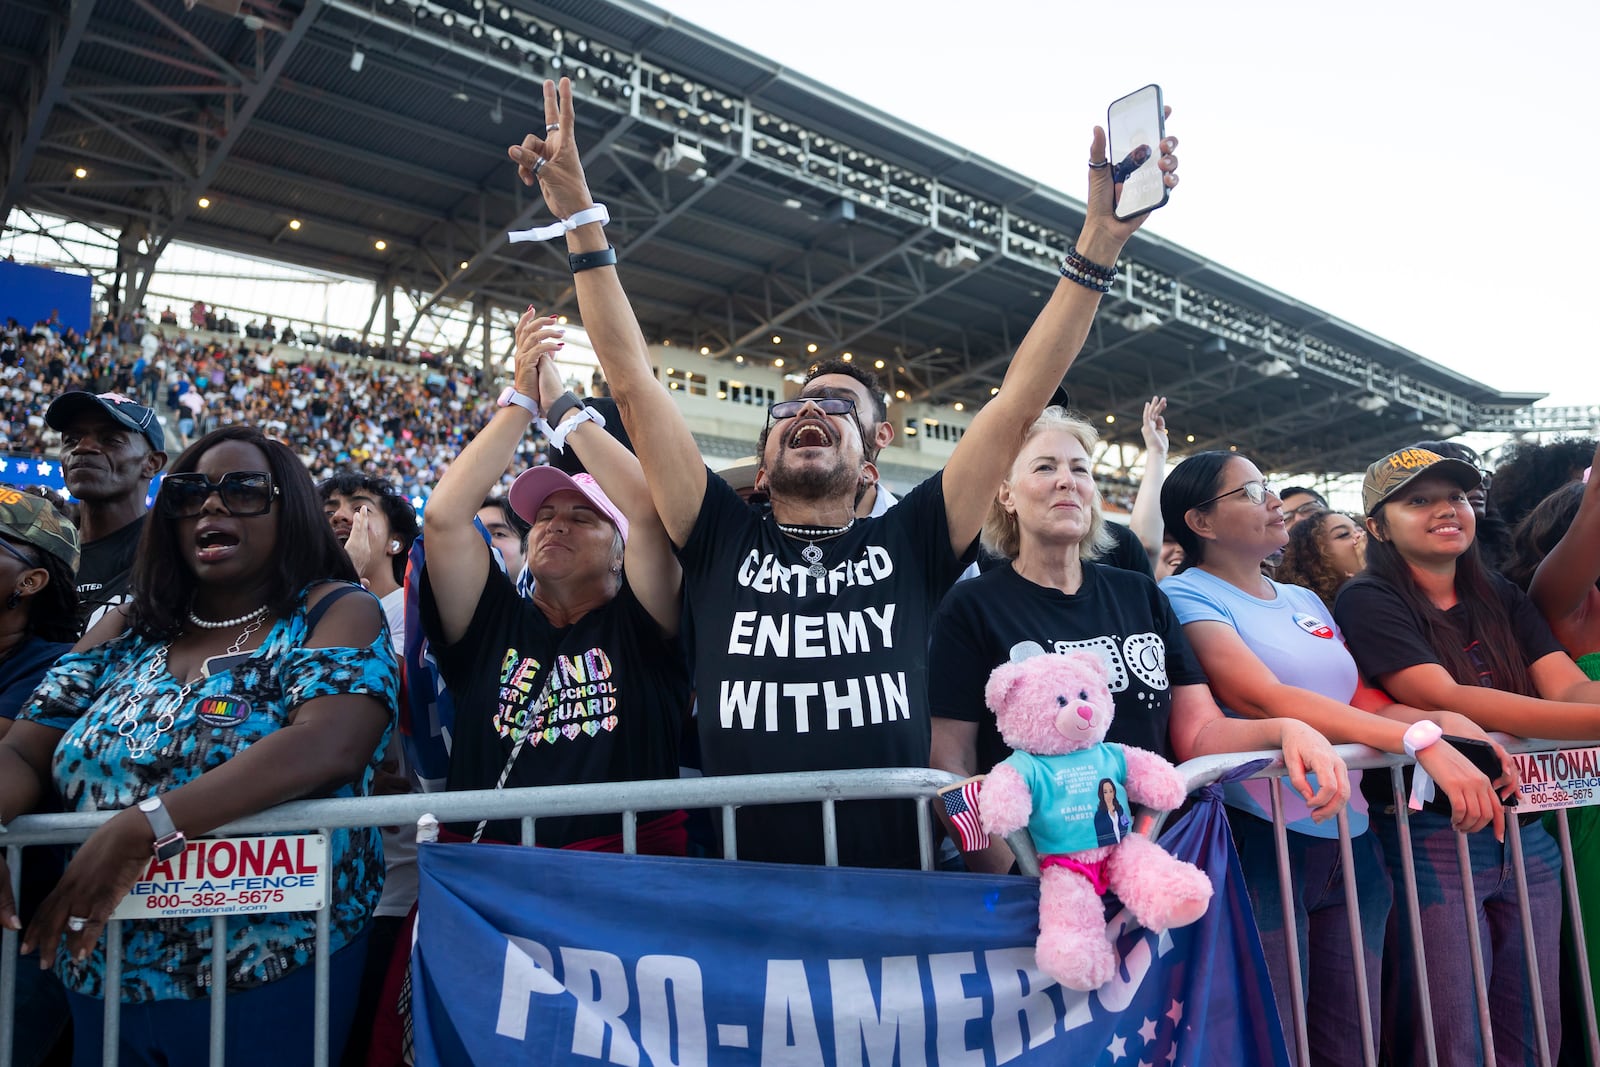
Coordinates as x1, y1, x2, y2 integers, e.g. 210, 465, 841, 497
489, 99, 503, 124
374, 239, 387, 250
197, 196, 211, 208
1253, 357, 1297, 378
350, 47, 365, 71
288, 219, 302, 230
933, 243, 980, 270
1353, 395, 1390, 413
1119, 310, 1161, 332
440, 10, 454, 26
74, 167, 88, 179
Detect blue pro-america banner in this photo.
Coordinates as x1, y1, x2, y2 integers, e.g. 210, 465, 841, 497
412, 790, 1288, 1066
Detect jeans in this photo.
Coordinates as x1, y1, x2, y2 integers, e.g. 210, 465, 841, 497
1373, 810, 1563, 1067
1229, 810, 1392, 1067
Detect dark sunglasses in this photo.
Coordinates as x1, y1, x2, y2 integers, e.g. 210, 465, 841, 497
159, 471, 280, 518
1195, 479, 1272, 509
767, 396, 857, 421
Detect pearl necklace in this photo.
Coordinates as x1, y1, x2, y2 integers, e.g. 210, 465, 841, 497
774, 517, 855, 578
187, 605, 270, 630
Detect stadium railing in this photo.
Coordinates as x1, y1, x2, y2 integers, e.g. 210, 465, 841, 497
4, 745, 1598, 1067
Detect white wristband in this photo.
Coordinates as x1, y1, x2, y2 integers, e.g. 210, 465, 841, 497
537, 404, 607, 452
507, 204, 610, 244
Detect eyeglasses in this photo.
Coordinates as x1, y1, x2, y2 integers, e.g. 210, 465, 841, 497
0, 538, 39, 568
159, 471, 279, 518
1195, 480, 1272, 509
1286, 500, 1325, 518
767, 396, 857, 421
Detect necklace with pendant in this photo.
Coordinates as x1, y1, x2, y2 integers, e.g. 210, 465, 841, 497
109, 615, 267, 758
774, 518, 856, 578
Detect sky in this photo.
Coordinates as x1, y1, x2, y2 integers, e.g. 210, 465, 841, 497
656, 0, 1600, 415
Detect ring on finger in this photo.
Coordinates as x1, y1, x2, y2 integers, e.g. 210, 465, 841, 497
1087, 160, 1110, 170
530, 157, 547, 175
67, 916, 88, 932
545, 123, 560, 132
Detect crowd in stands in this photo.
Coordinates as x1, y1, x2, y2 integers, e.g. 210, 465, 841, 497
3, 310, 545, 506
4, 84, 1600, 1067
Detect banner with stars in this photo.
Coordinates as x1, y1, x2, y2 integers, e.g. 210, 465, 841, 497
411, 781, 1290, 1066
0, 453, 67, 494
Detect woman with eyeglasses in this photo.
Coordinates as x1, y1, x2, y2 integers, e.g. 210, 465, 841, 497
1275, 506, 1367, 611
1334, 445, 1600, 1065
928, 410, 1350, 881
1157, 450, 1511, 1066
0, 425, 397, 1066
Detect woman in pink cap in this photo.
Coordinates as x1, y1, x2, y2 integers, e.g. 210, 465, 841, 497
416, 312, 689, 853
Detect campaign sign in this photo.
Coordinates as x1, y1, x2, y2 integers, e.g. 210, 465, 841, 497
412, 786, 1288, 1066
1512, 746, 1600, 813
110, 833, 328, 920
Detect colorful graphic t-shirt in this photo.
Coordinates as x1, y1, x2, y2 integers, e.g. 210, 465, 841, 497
26, 584, 398, 1003
420, 565, 687, 848
999, 746, 1130, 855
677, 469, 971, 869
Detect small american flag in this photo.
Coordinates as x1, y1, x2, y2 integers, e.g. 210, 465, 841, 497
939, 778, 986, 852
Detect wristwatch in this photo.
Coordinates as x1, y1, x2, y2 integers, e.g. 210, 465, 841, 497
138, 795, 187, 861
1403, 720, 1445, 759
496, 386, 539, 417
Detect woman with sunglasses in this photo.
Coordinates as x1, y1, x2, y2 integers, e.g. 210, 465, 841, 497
1275, 506, 1367, 611
928, 410, 1350, 879
0, 425, 397, 1066
1334, 446, 1600, 1065
1158, 450, 1510, 1066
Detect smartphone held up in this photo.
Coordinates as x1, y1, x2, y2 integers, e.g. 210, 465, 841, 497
1107, 84, 1168, 221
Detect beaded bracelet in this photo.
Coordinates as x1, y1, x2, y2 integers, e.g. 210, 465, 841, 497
1062, 245, 1117, 281
1058, 261, 1114, 293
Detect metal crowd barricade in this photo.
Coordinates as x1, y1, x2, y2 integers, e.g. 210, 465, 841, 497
1098, 739, 1600, 1067
0, 768, 963, 1067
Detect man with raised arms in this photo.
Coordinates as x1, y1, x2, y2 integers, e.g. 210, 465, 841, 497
509, 79, 1178, 868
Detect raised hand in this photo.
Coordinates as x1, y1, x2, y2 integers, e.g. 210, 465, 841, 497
1141, 396, 1169, 458
1081, 106, 1178, 260
512, 308, 565, 408
506, 78, 594, 220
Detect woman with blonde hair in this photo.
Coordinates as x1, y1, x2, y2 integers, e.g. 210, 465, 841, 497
928, 407, 1349, 875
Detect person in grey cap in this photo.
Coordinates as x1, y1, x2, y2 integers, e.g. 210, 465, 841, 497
44, 390, 167, 629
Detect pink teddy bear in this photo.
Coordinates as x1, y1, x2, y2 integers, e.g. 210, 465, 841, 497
979, 647, 1212, 991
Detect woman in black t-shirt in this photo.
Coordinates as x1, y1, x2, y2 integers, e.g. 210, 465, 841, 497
1334, 446, 1600, 1066
928, 408, 1349, 874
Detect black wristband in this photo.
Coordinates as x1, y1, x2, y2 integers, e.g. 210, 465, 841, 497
545, 390, 584, 427
568, 245, 618, 273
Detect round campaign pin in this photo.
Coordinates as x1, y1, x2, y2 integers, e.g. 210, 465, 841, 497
196, 695, 253, 727
1293, 612, 1335, 639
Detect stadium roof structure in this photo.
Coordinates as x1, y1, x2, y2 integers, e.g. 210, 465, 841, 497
1, 0, 1551, 474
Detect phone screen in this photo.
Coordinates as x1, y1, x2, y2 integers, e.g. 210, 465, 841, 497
1107, 84, 1167, 221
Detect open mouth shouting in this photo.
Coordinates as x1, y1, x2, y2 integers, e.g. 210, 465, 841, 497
194, 522, 242, 563
787, 419, 834, 449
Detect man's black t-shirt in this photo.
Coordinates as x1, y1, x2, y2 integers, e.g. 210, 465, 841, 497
677, 469, 971, 869
76, 514, 146, 632
928, 561, 1209, 774
420, 565, 688, 847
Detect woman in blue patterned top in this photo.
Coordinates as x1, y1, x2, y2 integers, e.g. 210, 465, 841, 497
0, 425, 397, 1066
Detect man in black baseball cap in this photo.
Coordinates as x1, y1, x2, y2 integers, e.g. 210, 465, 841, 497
45, 390, 168, 628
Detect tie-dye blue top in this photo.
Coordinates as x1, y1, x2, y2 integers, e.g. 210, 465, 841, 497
25, 583, 398, 1002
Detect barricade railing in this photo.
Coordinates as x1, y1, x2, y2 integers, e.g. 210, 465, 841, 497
1118, 738, 1600, 1067
8, 743, 1600, 1067
0, 768, 964, 1067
